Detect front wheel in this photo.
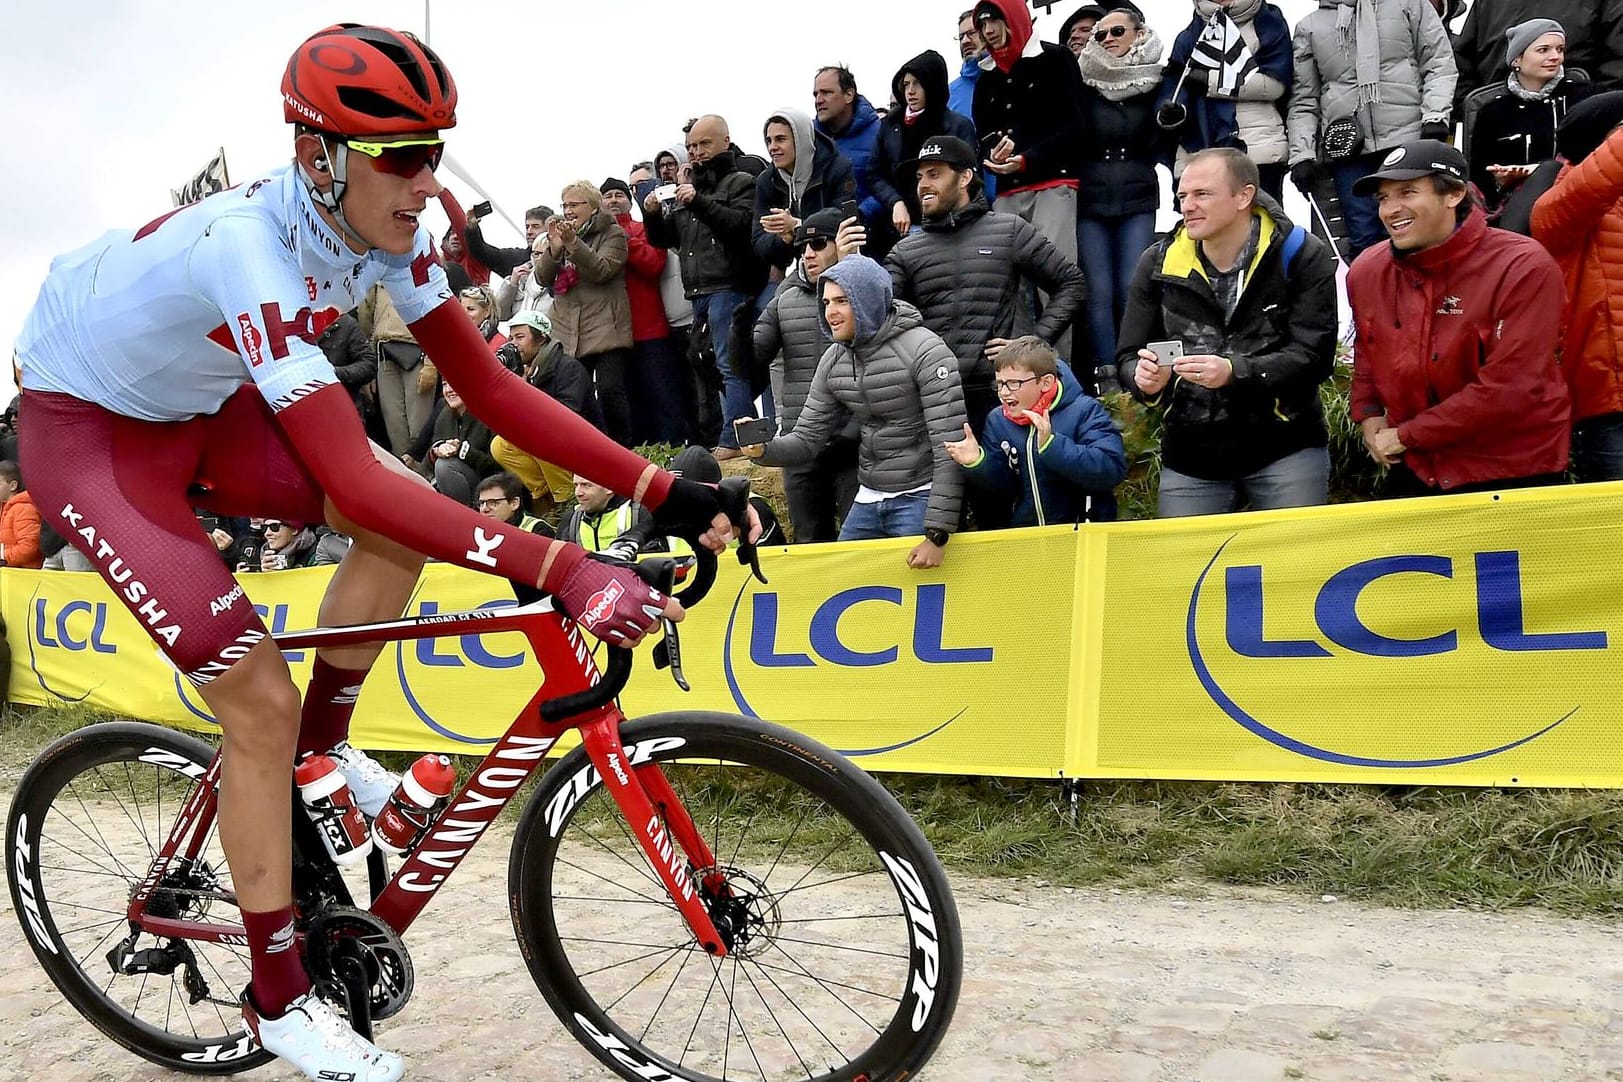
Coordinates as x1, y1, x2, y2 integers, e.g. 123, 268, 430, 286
509, 712, 962, 1082
5, 721, 273, 1074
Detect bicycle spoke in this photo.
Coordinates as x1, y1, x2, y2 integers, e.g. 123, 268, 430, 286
734, 952, 819, 1080
769, 934, 909, 960
744, 956, 901, 1004
638, 937, 700, 1043
552, 852, 671, 907
50, 791, 139, 881
754, 934, 888, 1036
775, 867, 889, 898
599, 942, 692, 1012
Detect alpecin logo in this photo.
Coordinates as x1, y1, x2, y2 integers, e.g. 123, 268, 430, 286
1185, 537, 1602, 768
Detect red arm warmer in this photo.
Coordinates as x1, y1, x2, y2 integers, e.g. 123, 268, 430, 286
407, 299, 674, 508
275, 383, 585, 591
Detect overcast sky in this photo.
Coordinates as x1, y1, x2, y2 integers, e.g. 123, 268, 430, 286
5, 0, 1350, 407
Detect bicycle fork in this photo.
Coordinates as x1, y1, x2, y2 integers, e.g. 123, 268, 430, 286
577, 718, 730, 958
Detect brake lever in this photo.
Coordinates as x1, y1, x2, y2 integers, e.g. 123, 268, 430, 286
717, 476, 768, 585
652, 618, 689, 691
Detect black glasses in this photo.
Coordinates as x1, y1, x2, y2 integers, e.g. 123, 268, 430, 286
995, 376, 1042, 393
263, 521, 287, 534
799, 237, 834, 253
477, 497, 517, 509
1094, 25, 1131, 42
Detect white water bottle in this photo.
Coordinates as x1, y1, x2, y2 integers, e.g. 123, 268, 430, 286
372, 754, 457, 856
295, 753, 373, 867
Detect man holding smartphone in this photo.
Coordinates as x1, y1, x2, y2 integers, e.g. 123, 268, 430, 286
1120, 148, 1337, 517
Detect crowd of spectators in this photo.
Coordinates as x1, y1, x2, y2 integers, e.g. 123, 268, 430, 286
11, 0, 1623, 578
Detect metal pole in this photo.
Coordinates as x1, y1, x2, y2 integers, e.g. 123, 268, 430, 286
423, 0, 431, 43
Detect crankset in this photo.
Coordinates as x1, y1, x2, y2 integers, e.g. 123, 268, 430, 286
303, 905, 415, 1025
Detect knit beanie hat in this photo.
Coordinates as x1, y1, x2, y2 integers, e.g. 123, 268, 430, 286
1504, 18, 1563, 67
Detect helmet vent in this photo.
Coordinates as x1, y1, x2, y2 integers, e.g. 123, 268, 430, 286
336, 86, 426, 123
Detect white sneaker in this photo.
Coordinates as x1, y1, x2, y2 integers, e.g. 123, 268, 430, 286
329, 742, 398, 818
244, 990, 404, 1082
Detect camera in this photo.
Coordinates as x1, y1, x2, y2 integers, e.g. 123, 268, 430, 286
468, 200, 493, 218
653, 183, 679, 215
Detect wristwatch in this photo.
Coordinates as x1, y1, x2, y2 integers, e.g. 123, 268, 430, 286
923, 528, 950, 547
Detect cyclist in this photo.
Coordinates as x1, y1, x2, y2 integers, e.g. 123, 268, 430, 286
14, 24, 745, 1082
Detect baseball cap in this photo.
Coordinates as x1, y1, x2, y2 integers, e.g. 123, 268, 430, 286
1352, 140, 1468, 196
509, 309, 552, 336
793, 207, 846, 248
901, 135, 977, 175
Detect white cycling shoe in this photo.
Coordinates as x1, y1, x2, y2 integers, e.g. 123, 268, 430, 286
244, 989, 404, 1082
329, 741, 398, 819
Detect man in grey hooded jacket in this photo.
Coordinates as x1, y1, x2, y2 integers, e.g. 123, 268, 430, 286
745, 256, 966, 569
753, 108, 859, 272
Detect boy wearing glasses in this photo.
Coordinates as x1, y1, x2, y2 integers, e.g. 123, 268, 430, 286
944, 336, 1126, 525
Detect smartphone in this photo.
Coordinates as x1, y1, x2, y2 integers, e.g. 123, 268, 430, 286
468, 200, 493, 218
839, 199, 860, 222
732, 416, 776, 446
1147, 340, 1184, 367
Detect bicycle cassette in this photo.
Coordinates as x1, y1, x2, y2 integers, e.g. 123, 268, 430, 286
303, 905, 415, 1020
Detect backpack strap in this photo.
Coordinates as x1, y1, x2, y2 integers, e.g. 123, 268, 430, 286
1280, 224, 1306, 279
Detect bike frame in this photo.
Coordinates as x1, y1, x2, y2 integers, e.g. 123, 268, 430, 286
129, 598, 732, 958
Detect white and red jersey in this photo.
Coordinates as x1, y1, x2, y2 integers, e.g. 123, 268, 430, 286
16, 164, 450, 421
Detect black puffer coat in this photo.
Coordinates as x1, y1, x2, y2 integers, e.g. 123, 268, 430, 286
885, 197, 1086, 391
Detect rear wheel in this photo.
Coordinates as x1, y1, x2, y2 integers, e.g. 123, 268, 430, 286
5, 721, 272, 1074
509, 712, 962, 1082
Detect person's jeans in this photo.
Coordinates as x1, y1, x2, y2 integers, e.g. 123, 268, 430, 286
782, 436, 860, 542
694, 291, 755, 448
433, 456, 481, 508
838, 492, 930, 540
580, 347, 634, 447
1574, 412, 1623, 483
1157, 446, 1330, 518
1330, 153, 1388, 258
627, 336, 688, 445
1076, 212, 1157, 376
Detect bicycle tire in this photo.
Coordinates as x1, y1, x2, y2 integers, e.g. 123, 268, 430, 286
508, 711, 962, 1082
5, 720, 274, 1074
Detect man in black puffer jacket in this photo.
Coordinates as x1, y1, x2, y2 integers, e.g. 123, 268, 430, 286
886, 137, 1086, 437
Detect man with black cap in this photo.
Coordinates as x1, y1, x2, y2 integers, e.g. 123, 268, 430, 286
886, 136, 1086, 443
1532, 92, 1623, 482
1348, 139, 1571, 496
753, 207, 863, 541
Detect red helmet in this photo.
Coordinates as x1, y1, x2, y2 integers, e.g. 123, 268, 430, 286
282, 24, 456, 136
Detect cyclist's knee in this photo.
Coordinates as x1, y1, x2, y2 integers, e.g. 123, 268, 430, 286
197, 639, 301, 752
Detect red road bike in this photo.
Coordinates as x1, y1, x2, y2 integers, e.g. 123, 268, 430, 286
6, 480, 962, 1081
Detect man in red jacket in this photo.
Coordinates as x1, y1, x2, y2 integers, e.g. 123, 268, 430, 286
602, 177, 688, 444
1348, 140, 1571, 496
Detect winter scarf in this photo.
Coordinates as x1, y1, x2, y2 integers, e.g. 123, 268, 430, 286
1080, 30, 1165, 101
1330, 0, 1383, 108
1507, 69, 1567, 102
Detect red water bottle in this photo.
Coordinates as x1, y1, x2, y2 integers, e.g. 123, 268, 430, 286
372, 754, 457, 856
295, 753, 373, 867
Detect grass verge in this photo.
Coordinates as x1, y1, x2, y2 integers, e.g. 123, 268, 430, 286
7, 703, 1620, 918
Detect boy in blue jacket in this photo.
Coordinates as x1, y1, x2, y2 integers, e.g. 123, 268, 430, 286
944, 336, 1127, 524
